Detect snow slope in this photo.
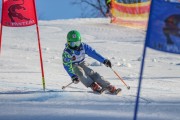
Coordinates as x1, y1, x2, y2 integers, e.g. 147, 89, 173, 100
0, 18, 180, 120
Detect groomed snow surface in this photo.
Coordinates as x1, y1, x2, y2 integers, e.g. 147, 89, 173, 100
0, 18, 180, 120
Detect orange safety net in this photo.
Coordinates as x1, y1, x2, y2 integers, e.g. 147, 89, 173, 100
111, 0, 151, 29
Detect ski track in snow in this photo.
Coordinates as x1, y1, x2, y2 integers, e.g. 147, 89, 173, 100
0, 18, 180, 120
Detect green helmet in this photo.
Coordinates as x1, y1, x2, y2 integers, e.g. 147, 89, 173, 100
67, 30, 81, 42
107, 0, 111, 4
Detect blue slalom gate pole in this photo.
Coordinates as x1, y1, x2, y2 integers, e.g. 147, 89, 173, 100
133, 45, 147, 120
133, 0, 153, 119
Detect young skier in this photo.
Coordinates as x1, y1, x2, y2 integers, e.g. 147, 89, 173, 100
62, 30, 121, 94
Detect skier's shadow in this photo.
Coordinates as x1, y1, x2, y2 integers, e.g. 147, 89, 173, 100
0, 90, 89, 95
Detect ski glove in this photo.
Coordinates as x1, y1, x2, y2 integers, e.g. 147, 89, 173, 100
104, 59, 112, 68
72, 75, 80, 84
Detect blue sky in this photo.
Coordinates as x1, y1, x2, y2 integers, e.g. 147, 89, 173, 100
36, 0, 82, 20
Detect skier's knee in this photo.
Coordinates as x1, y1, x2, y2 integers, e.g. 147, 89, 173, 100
87, 69, 95, 75
76, 69, 85, 77
74, 66, 84, 77
78, 71, 84, 77
94, 72, 98, 76
92, 72, 100, 77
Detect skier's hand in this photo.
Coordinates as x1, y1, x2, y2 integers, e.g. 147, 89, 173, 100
72, 75, 80, 84
104, 59, 112, 68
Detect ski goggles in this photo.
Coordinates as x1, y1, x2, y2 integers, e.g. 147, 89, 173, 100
68, 41, 81, 47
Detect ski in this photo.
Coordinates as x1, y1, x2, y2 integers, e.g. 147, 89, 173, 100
92, 88, 106, 94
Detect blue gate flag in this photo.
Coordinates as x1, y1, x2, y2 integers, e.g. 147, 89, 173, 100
134, 1, 180, 120
146, 0, 180, 54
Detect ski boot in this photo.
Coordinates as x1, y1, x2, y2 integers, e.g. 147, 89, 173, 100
90, 82, 103, 94
107, 85, 122, 95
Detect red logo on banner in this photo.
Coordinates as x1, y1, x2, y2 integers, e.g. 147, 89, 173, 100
2, 0, 37, 27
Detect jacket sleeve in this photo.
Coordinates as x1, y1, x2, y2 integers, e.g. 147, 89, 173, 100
83, 43, 106, 63
62, 51, 76, 78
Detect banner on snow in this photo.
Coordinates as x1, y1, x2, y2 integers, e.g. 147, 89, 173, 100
146, 0, 180, 54
2, 0, 37, 27
111, 0, 150, 29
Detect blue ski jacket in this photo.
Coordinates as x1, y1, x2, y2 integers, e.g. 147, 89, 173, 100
62, 42, 106, 78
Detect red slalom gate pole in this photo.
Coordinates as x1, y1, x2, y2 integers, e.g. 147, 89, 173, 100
33, 0, 46, 91
0, 24, 3, 54
0, 1, 4, 54
36, 25, 46, 91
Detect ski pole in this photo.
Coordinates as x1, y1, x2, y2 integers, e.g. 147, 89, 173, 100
111, 68, 130, 90
62, 82, 73, 90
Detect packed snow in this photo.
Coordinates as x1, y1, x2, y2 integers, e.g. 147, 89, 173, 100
0, 18, 180, 120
